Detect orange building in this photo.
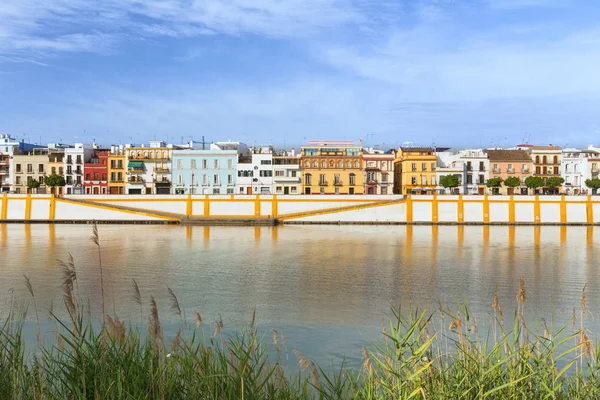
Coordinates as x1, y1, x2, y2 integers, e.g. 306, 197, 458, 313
484, 150, 533, 195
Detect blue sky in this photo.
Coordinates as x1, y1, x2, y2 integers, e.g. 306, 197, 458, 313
1, 0, 599, 149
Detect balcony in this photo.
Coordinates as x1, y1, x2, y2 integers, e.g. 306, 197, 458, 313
154, 167, 170, 173
522, 169, 531, 175
128, 178, 145, 184
507, 169, 515, 175
128, 167, 144, 173
492, 169, 501, 174
319, 180, 328, 186
334, 180, 343, 186
274, 176, 301, 183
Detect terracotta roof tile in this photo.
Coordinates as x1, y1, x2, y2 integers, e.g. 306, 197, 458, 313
530, 145, 562, 151
484, 149, 532, 161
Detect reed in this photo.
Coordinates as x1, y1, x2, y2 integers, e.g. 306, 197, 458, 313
4, 227, 600, 398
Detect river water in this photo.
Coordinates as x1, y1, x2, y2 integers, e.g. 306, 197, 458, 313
0, 224, 598, 366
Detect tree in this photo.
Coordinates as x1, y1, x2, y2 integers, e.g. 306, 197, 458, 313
504, 176, 521, 193
27, 178, 40, 193
45, 173, 66, 189
439, 175, 460, 194
585, 178, 600, 195
545, 177, 565, 194
524, 176, 544, 194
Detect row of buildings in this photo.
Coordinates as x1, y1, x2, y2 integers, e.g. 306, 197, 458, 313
1, 134, 599, 196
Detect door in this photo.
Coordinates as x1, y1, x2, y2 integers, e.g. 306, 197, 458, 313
284, 187, 289, 195
247, 187, 253, 195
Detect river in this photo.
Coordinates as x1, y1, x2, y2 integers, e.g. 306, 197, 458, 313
0, 224, 598, 367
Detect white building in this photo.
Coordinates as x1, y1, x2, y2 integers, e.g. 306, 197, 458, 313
561, 148, 596, 195
237, 148, 274, 195
64, 144, 94, 195
0, 134, 20, 192
273, 150, 301, 195
460, 149, 490, 195
435, 151, 464, 194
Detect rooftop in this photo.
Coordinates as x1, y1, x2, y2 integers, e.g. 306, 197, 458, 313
484, 149, 532, 161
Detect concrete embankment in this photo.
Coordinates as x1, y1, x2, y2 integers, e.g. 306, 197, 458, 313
1, 194, 600, 226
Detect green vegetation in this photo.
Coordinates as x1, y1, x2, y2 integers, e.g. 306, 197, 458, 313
439, 174, 460, 193
546, 177, 565, 193
585, 178, 600, 194
3, 225, 600, 399
27, 178, 41, 191
486, 177, 503, 190
45, 173, 66, 189
525, 176, 544, 193
503, 177, 521, 192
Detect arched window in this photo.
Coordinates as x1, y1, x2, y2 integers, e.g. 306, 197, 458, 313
349, 173, 356, 186
338, 161, 343, 168
553, 156, 558, 164
321, 160, 326, 168
305, 173, 312, 185
354, 161, 359, 168
162, 151, 167, 159
130, 151, 135, 158
535, 156, 540, 163
329, 160, 334, 168
305, 160, 310, 168
346, 161, 351, 168
313, 161, 318, 168
144, 151, 148, 158
542, 156, 547, 164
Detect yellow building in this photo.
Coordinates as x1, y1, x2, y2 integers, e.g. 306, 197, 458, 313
12, 149, 49, 194
108, 149, 126, 194
47, 151, 65, 195
301, 141, 363, 195
393, 147, 439, 194
126, 142, 172, 194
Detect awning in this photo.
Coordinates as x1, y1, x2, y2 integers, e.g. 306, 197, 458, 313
128, 161, 143, 168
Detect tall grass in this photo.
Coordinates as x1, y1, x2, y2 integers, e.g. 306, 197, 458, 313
2, 225, 600, 399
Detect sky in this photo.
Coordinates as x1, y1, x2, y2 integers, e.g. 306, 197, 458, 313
1, 0, 600, 149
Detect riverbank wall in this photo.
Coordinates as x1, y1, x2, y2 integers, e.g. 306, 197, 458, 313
1, 194, 599, 225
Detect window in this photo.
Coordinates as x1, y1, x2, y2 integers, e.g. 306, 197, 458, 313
38, 164, 44, 173
321, 160, 326, 168
228, 159, 233, 169
51, 167, 56, 175
479, 161, 484, 170
335, 187, 340, 195
67, 166, 72, 175
553, 156, 558, 164
214, 160, 219, 169
334, 174, 341, 185
349, 173, 356, 185
259, 170, 273, 177
319, 174, 326, 185
313, 161, 318, 168
191, 159, 197, 169
228, 175, 233, 184
466, 162, 472, 171
16, 164, 21, 173
276, 186, 283, 193
118, 160, 123, 169
111, 172, 116, 181
111, 160, 116, 168
466, 174, 473, 184
305, 160, 310, 168
203, 159, 208, 169
227, 188, 234, 194
522, 164, 528, 172
535, 156, 540, 163
575, 176, 579, 186
177, 174, 183, 184
203, 174, 208, 185
431, 176, 436, 185
349, 187, 354, 195
346, 161, 351, 168
382, 174, 388, 183
412, 163, 417, 172
493, 164, 499, 172
381, 187, 387, 195
117, 172, 122, 181
411, 176, 417, 185
27, 164, 33, 173
291, 171, 297, 177
346, 148, 360, 156
554, 166, 559, 175
85, 173, 91, 180
338, 161, 342, 168
177, 159, 184, 169
261, 160, 272, 165
275, 170, 284, 177
16, 176, 21, 185
574, 164, 579, 173
305, 174, 312, 185
102, 174, 107, 181
213, 175, 219, 185
422, 163, 427, 171
508, 164, 513, 172
421, 176, 427, 185
542, 156, 547, 164
94, 172, 99, 180
354, 161, 359, 168
213, 188, 220, 194
536, 166, 541, 174
320, 187, 325, 194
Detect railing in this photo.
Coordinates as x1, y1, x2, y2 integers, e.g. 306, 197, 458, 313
492, 169, 501, 173
319, 180, 328, 186
128, 178, 145, 184
367, 179, 378, 184
154, 168, 170, 173
128, 167, 144, 173
334, 180, 343, 186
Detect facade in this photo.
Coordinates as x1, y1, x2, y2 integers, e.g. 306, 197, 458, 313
108, 146, 126, 194
83, 151, 109, 195
47, 151, 65, 195
530, 145, 562, 193
64, 144, 94, 195
363, 148, 395, 195
0, 152, 9, 192
561, 149, 596, 195
125, 142, 172, 195
393, 147, 438, 195
435, 151, 464, 194
237, 149, 274, 195
171, 149, 237, 194
1, 134, 23, 192
301, 141, 363, 195
460, 149, 489, 195
12, 149, 49, 194
484, 150, 533, 195
273, 151, 301, 195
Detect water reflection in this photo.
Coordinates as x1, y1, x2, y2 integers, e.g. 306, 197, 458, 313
1, 224, 599, 364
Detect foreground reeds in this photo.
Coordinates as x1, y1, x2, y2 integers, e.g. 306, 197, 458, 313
2, 224, 600, 399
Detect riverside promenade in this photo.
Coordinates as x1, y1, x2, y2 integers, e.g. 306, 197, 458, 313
1, 194, 600, 226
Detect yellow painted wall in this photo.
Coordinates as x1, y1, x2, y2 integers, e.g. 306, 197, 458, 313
301, 145, 364, 195
108, 153, 126, 194
394, 149, 437, 194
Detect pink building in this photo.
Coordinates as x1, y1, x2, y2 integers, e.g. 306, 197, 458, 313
363, 149, 395, 195
484, 150, 533, 195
